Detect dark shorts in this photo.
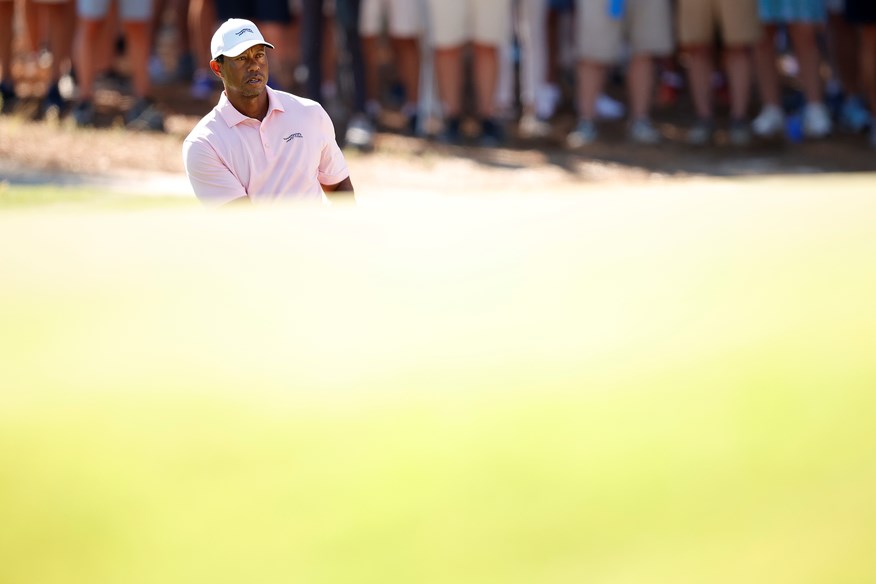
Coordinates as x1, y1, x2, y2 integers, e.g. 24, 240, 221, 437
549, 0, 575, 12
846, 0, 876, 23
215, 0, 292, 24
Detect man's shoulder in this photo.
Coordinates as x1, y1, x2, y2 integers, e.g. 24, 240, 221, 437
270, 88, 326, 113
184, 106, 225, 144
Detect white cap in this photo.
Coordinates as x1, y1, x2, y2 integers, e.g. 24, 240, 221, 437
210, 18, 274, 60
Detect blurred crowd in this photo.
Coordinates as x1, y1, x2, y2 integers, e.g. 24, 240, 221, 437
1, 0, 875, 149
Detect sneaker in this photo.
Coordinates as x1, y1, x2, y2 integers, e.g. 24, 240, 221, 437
728, 118, 752, 146
628, 118, 661, 145
840, 96, 871, 133
518, 112, 551, 138
566, 119, 598, 148
687, 118, 715, 145
803, 102, 832, 138
125, 98, 165, 131
535, 84, 560, 120
596, 94, 625, 120
0, 80, 16, 114
752, 104, 785, 138
41, 82, 66, 119
345, 113, 375, 150
439, 117, 462, 145
479, 118, 505, 147
72, 99, 96, 127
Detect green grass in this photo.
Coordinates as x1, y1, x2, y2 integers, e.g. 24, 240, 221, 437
1, 175, 875, 583
0, 183, 196, 210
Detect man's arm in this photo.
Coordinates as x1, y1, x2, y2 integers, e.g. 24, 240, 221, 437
182, 139, 249, 207
321, 176, 355, 202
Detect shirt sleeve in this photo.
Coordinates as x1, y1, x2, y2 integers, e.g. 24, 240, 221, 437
182, 137, 249, 207
316, 107, 351, 187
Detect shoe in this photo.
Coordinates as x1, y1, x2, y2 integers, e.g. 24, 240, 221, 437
439, 117, 462, 144
41, 82, 66, 119
728, 118, 752, 146
687, 118, 714, 145
803, 102, 832, 138
345, 113, 375, 149
752, 104, 785, 138
840, 96, 870, 133
0, 80, 16, 114
72, 99, 95, 127
518, 113, 551, 139
566, 119, 598, 148
628, 118, 661, 144
125, 98, 165, 131
596, 94, 625, 120
479, 118, 505, 147
535, 84, 560, 120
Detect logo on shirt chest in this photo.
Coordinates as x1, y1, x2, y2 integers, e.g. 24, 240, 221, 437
284, 132, 304, 143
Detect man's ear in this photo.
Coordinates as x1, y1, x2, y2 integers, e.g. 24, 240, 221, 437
209, 60, 223, 79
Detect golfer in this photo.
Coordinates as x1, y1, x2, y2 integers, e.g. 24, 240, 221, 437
183, 19, 354, 206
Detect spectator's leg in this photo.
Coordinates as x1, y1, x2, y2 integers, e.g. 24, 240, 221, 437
473, 42, 499, 119
827, 10, 860, 96
626, 53, 653, 121
574, 59, 606, 122
123, 19, 152, 99
684, 45, 713, 120
392, 36, 420, 108
789, 22, 823, 105
724, 45, 752, 121
299, 0, 323, 100
753, 25, 780, 108
861, 25, 876, 113
0, 1, 14, 86
75, 17, 104, 102
434, 45, 463, 118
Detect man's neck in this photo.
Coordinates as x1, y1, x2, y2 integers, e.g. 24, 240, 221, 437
227, 91, 270, 122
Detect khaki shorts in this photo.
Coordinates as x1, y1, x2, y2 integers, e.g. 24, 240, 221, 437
678, 0, 762, 46
360, 0, 422, 37
427, 0, 511, 48
576, 0, 674, 63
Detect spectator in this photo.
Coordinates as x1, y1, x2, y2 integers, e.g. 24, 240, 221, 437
752, 0, 832, 139
844, 0, 876, 146
514, 0, 552, 138
677, 0, 762, 145
826, 0, 868, 132
0, 0, 16, 113
359, 0, 422, 134
32, 0, 76, 118
188, 0, 218, 99
426, 0, 511, 145
566, 0, 674, 146
73, 0, 165, 130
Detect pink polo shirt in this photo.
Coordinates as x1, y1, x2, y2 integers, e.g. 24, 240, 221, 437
182, 86, 350, 206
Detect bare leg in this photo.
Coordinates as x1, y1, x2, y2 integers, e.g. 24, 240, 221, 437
684, 45, 713, 119
75, 18, 103, 101
754, 25, 781, 107
472, 42, 498, 118
627, 53, 653, 120
789, 22, 823, 104
392, 36, 420, 105
861, 25, 876, 112
575, 59, 606, 121
434, 45, 463, 117
0, 1, 14, 85
828, 11, 860, 95
122, 20, 151, 99
724, 46, 752, 120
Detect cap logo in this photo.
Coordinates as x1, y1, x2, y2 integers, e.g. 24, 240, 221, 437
236, 28, 254, 36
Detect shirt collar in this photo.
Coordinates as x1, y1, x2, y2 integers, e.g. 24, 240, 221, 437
218, 85, 286, 127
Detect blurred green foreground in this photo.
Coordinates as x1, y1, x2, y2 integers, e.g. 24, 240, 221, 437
1, 175, 875, 584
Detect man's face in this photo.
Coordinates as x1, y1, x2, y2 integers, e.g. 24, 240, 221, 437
213, 44, 269, 100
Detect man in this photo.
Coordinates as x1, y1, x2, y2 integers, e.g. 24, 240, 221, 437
677, 0, 761, 145
566, 0, 674, 147
183, 18, 354, 206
